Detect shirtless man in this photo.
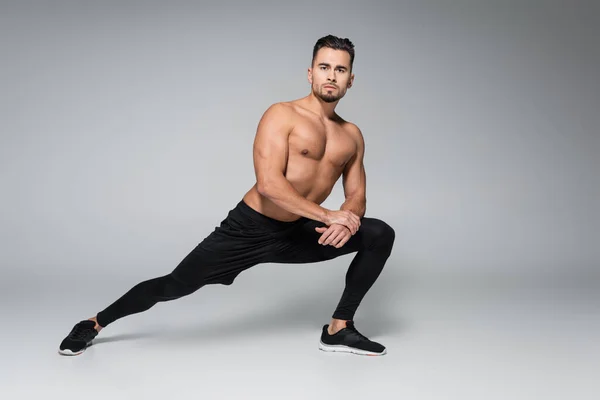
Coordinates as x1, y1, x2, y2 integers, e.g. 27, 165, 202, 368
59, 35, 396, 357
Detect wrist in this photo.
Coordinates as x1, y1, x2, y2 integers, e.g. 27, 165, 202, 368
340, 205, 364, 219
322, 208, 332, 225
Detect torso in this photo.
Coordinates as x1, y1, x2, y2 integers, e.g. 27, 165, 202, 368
242, 99, 359, 221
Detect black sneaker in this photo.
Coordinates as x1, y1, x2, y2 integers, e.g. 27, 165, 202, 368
58, 320, 99, 356
319, 320, 387, 356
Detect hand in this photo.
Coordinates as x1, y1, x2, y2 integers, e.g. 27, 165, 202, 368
315, 224, 352, 248
324, 210, 361, 235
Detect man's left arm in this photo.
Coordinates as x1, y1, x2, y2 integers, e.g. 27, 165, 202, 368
340, 126, 366, 218
316, 126, 366, 247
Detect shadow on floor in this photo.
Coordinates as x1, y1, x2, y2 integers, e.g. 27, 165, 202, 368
93, 279, 409, 347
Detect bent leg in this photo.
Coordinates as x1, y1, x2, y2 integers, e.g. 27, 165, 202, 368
269, 217, 396, 320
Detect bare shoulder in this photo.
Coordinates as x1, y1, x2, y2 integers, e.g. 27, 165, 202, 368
343, 121, 363, 137
281, 99, 316, 119
261, 101, 296, 119
338, 119, 365, 148
256, 102, 298, 133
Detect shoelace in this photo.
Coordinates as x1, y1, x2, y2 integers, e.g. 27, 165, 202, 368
68, 324, 95, 341
345, 323, 369, 342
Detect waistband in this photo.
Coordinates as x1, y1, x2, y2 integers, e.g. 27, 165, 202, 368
236, 199, 305, 230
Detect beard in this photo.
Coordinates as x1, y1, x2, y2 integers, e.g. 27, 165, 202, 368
314, 85, 343, 103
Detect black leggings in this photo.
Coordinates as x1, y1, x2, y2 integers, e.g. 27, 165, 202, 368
96, 200, 395, 327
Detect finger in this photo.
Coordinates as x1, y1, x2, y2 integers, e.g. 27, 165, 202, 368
323, 227, 344, 245
330, 231, 348, 247
343, 222, 354, 235
318, 228, 335, 244
334, 230, 352, 247
346, 221, 356, 235
316, 226, 332, 236
341, 217, 353, 233
334, 235, 349, 248
355, 217, 361, 232
324, 229, 344, 245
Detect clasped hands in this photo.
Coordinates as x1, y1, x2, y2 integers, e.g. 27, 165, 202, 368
315, 209, 362, 248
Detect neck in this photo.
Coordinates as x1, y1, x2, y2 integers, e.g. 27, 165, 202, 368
306, 92, 338, 119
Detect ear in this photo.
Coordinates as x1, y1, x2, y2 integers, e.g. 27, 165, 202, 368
347, 72, 355, 88
307, 67, 313, 84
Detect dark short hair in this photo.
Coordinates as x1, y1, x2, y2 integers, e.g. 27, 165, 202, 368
312, 35, 355, 68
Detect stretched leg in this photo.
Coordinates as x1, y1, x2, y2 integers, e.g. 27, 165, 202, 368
59, 257, 214, 355
58, 200, 281, 355
94, 273, 201, 328
95, 204, 281, 328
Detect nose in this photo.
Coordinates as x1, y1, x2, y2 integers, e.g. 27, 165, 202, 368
327, 70, 336, 82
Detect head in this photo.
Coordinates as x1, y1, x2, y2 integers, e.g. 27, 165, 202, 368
308, 35, 355, 103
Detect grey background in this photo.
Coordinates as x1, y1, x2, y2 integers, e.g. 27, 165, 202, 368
1, 0, 598, 399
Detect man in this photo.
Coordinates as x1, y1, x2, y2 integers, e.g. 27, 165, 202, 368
59, 35, 396, 357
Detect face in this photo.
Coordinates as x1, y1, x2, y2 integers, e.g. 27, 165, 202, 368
308, 47, 354, 103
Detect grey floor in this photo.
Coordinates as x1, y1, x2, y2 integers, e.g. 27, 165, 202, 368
2, 263, 598, 400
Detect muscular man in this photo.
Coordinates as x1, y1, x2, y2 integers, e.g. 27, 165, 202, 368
59, 35, 396, 357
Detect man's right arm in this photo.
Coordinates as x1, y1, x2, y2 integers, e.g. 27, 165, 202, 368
253, 103, 330, 223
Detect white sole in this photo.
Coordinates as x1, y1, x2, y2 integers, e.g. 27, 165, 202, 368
319, 341, 387, 356
58, 342, 92, 356
58, 348, 84, 356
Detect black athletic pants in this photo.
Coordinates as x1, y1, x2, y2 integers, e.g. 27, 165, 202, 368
96, 199, 395, 327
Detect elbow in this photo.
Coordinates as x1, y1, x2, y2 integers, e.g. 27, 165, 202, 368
256, 180, 272, 198
257, 174, 285, 199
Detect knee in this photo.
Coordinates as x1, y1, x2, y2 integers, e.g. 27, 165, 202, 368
361, 218, 395, 251
156, 274, 200, 300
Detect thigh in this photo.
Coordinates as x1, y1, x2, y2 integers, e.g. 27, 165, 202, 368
171, 214, 278, 286
267, 218, 364, 264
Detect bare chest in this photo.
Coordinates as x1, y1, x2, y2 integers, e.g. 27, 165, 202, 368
288, 122, 356, 168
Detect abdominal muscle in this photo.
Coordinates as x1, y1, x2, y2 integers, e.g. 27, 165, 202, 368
242, 159, 343, 222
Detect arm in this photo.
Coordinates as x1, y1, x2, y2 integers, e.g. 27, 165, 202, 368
315, 126, 366, 246
340, 125, 367, 218
253, 103, 330, 223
